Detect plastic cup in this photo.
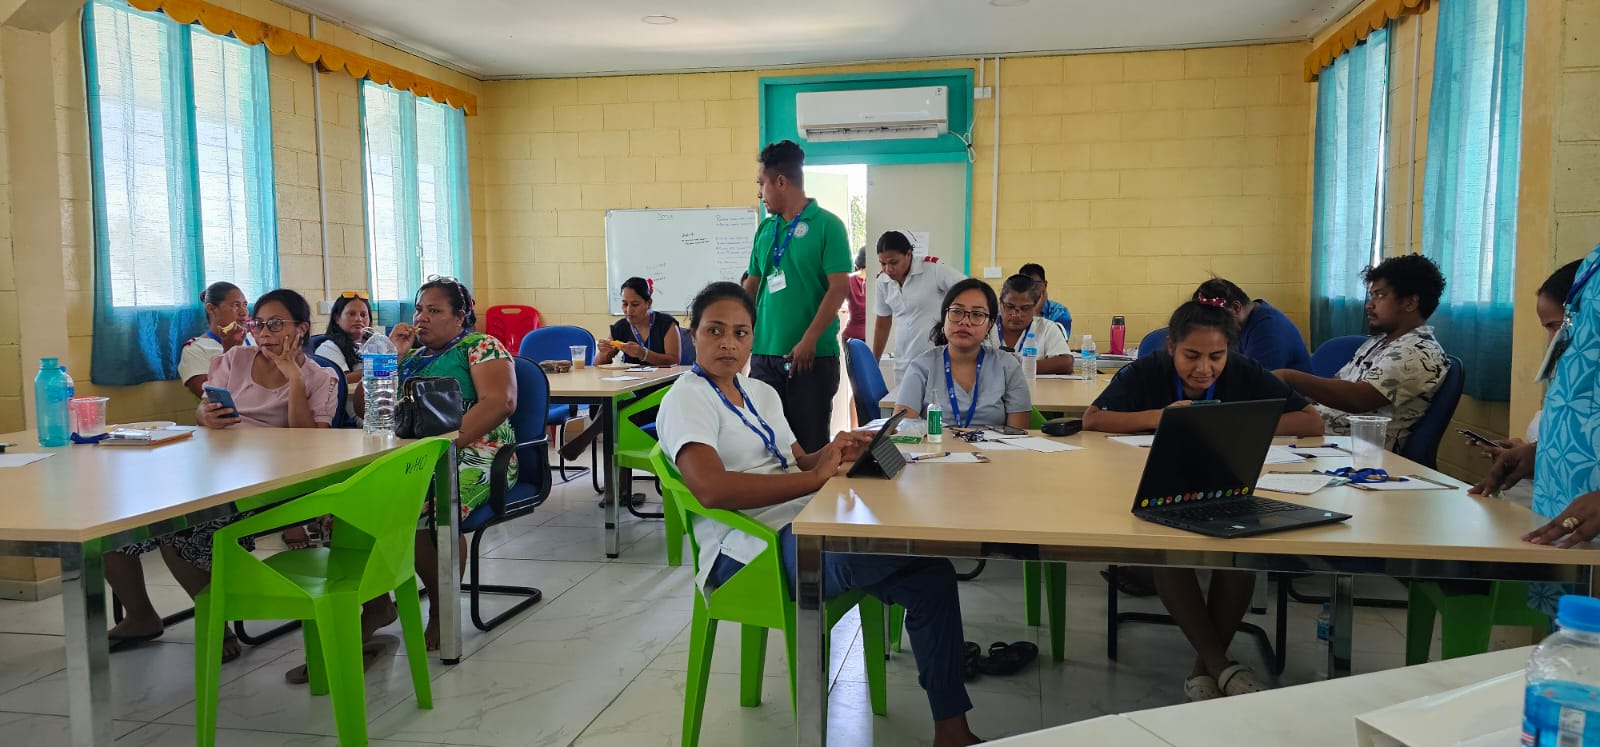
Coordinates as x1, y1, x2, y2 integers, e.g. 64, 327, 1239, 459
1348, 415, 1391, 470
69, 396, 109, 437
570, 345, 587, 369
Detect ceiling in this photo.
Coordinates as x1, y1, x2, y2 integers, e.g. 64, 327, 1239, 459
282, 0, 1365, 80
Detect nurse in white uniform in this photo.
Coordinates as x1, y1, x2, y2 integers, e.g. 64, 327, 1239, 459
871, 230, 968, 380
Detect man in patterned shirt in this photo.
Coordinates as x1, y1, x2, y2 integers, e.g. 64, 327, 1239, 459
1275, 255, 1449, 450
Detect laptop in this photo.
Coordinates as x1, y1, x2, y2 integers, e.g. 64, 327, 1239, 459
1130, 399, 1352, 538
847, 410, 909, 479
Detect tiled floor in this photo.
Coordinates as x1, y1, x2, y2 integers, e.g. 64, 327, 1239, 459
0, 470, 1502, 746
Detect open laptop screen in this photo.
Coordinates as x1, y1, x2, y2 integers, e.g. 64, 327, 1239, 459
1130, 399, 1285, 511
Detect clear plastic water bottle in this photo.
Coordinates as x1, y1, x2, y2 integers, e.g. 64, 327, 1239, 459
926, 400, 943, 444
1523, 595, 1600, 746
1080, 334, 1098, 381
34, 358, 72, 447
1020, 330, 1039, 380
1316, 602, 1331, 642
360, 326, 399, 434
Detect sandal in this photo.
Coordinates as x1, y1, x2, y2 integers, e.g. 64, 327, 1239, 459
1216, 663, 1267, 696
1184, 674, 1223, 701
963, 641, 982, 681
284, 640, 388, 684
975, 641, 1037, 676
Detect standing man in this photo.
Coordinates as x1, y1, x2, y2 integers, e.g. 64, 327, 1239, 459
1018, 263, 1073, 338
742, 140, 852, 452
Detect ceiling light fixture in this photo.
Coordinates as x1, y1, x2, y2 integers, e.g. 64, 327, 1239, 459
641, 15, 678, 25
989, 0, 1029, 5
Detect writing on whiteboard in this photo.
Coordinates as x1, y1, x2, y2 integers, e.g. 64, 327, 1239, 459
606, 208, 761, 314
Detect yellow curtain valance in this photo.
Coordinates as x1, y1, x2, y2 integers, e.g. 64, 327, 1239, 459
1305, 0, 1432, 82
126, 0, 478, 115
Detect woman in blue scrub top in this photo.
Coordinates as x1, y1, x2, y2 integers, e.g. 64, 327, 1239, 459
1192, 277, 1312, 373
1085, 299, 1322, 702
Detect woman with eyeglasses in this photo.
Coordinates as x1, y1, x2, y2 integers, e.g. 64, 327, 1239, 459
598, 276, 680, 366
106, 289, 339, 663
178, 281, 252, 398
891, 278, 1032, 431
313, 290, 374, 421
388, 277, 517, 650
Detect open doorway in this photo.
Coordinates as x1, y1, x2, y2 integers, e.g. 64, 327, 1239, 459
804, 164, 868, 433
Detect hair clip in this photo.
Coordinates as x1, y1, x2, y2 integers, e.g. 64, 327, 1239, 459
1196, 294, 1228, 308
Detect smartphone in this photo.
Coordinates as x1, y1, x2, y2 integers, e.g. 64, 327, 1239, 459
202, 386, 241, 418
987, 424, 1027, 436
1457, 428, 1497, 447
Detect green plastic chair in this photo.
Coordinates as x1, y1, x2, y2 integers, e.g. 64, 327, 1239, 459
650, 446, 889, 747
616, 386, 685, 565
1405, 580, 1550, 665
194, 437, 451, 747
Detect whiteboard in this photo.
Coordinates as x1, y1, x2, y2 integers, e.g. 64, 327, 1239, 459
604, 207, 759, 314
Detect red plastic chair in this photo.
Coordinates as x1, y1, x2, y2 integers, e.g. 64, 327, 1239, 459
485, 305, 543, 352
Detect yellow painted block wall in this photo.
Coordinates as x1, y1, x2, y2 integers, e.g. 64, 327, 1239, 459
0, 55, 17, 433
478, 43, 1314, 345
28, 0, 487, 429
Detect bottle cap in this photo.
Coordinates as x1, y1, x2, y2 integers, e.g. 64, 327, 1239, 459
39, 357, 58, 369
1559, 595, 1600, 633
369, 325, 385, 336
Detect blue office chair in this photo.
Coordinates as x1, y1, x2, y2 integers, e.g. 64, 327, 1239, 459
1136, 329, 1168, 358
845, 338, 889, 423
306, 353, 352, 429
304, 334, 329, 355
1397, 355, 1465, 470
519, 326, 601, 492
1310, 335, 1369, 378
678, 327, 696, 367
458, 356, 553, 630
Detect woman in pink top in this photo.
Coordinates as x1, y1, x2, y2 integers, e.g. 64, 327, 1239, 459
105, 289, 337, 663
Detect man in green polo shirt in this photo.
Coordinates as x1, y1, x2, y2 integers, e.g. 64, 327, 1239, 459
741, 140, 852, 451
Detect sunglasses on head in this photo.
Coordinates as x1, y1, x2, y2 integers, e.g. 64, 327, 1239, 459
339, 290, 370, 300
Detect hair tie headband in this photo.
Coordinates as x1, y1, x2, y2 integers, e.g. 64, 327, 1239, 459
1196, 294, 1228, 308
646, 278, 655, 295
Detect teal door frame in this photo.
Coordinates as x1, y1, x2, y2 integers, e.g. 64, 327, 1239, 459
758, 69, 976, 274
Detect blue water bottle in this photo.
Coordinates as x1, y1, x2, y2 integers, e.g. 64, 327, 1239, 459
34, 357, 72, 447
1524, 595, 1600, 745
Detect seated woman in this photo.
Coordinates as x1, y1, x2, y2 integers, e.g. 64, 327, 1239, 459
106, 289, 338, 662
660, 281, 981, 747
178, 281, 252, 397
598, 276, 681, 367
388, 277, 517, 649
313, 291, 373, 423
893, 277, 1032, 430
1083, 298, 1323, 702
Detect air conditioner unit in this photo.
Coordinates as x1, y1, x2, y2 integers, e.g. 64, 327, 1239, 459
795, 86, 949, 143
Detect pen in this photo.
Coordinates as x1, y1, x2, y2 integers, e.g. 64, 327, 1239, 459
910, 452, 951, 462
1288, 443, 1344, 449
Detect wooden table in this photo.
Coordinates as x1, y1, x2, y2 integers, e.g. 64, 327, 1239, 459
546, 364, 689, 557
879, 375, 1110, 414
791, 433, 1598, 746
0, 428, 460, 747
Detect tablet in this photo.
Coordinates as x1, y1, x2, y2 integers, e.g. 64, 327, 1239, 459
847, 410, 909, 479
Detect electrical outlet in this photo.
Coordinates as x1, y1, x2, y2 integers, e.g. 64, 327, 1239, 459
983, 266, 1003, 279
318, 299, 335, 314
974, 86, 993, 100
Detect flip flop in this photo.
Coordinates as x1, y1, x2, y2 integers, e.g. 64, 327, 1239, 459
284, 640, 388, 684
1184, 674, 1223, 701
108, 630, 162, 651
975, 641, 1037, 676
963, 641, 982, 681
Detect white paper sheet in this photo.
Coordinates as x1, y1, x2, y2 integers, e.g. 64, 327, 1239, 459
0, 453, 52, 468
1008, 437, 1084, 453
601, 375, 645, 382
1255, 473, 1340, 495
974, 440, 1023, 451
1350, 475, 1462, 491
1284, 446, 1348, 459
1263, 446, 1308, 465
1107, 434, 1155, 447
1035, 374, 1087, 380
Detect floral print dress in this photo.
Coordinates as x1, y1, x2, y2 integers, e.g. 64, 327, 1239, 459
400, 332, 517, 518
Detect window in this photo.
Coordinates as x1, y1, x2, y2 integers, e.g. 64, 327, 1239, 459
1309, 26, 1389, 347
83, 0, 276, 385
1421, 0, 1526, 401
361, 81, 472, 325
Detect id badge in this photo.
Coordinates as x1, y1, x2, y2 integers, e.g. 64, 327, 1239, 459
1537, 316, 1573, 383
767, 270, 787, 293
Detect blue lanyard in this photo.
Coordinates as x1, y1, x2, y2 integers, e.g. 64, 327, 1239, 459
1173, 372, 1215, 402
1567, 257, 1600, 310
630, 311, 655, 351
692, 366, 788, 470
770, 207, 807, 270
400, 330, 468, 380
943, 348, 985, 428
205, 329, 250, 346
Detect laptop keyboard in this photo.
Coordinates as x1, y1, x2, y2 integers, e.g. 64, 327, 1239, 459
1159, 497, 1306, 522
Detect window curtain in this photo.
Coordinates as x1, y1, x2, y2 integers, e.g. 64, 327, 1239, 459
361, 81, 472, 328
1421, 0, 1525, 401
1310, 26, 1390, 347
82, 0, 275, 386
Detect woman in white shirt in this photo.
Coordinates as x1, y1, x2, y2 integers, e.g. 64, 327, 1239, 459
990, 273, 1074, 374
313, 291, 373, 422
872, 230, 968, 381
659, 281, 981, 747
177, 281, 251, 397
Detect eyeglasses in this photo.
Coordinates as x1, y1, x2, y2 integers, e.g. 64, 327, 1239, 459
339, 290, 370, 300
246, 318, 298, 333
944, 307, 992, 325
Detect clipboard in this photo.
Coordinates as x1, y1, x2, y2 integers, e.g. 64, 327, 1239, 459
848, 410, 909, 479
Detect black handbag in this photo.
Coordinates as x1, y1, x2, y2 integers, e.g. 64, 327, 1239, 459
394, 376, 464, 439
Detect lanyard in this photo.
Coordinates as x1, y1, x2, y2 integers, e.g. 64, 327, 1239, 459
944, 347, 985, 428
1173, 372, 1215, 402
770, 206, 807, 270
630, 311, 655, 351
1003, 318, 1035, 351
692, 366, 788, 470
400, 330, 468, 380
1568, 257, 1600, 309
206, 329, 250, 346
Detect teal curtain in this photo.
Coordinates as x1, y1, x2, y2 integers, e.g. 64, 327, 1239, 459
360, 81, 472, 328
1421, 0, 1526, 401
82, 0, 276, 386
1310, 27, 1389, 347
